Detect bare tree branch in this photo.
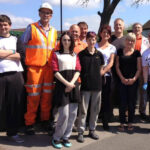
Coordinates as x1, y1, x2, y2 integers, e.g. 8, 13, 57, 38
79, 0, 150, 32
132, 0, 150, 7
97, 11, 102, 16
111, 0, 121, 9
109, 0, 121, 14
103, 0, 111, 11
77, 0, 89, 7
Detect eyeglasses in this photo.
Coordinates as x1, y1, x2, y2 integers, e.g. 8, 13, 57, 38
63, 39, 71, 42
40, 11, 52, 15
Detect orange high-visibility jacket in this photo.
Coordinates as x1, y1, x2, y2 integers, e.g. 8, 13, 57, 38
25, 22, 57, 67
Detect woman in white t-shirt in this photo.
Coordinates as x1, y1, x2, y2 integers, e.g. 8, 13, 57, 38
95, 25, 116, 130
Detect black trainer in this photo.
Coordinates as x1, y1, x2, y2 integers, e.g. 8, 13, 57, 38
25, 125, 35, 135
77, 133, 84, 143
89, 130, 99, 140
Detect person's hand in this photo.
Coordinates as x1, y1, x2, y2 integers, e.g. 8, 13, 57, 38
65, 87, 73, 93
143, 83, 148, 90
100, 69, 105, 76
121, 78, 129, 85
128, 78, 136, 85
65, 82, 75, 93
66, 82, 75, 89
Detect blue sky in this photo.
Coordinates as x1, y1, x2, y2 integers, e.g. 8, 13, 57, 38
0, 0, 150, 32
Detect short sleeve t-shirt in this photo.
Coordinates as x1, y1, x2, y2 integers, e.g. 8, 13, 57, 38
95, 43, 116, 76
79, 48, 104, 91
111, 35, 125, 51
117, 49, 141, 78
142, 48, 150, 75
0, 35, 23, 73
51, 51, 81, 107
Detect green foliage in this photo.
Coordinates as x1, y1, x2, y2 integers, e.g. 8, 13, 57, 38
123, 24, 133, 35
10, 31, 23, 37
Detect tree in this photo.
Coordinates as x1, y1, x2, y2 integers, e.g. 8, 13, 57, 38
80, 0, 150, 33
97, 0, 120, 33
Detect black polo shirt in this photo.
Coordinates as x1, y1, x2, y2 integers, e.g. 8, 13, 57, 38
78, 48, 104, 91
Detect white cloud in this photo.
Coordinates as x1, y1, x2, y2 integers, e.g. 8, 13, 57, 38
63, 22, 72, 30
43, 0, 101, 8
0, 0, 23, 4
0, 11, 34, 28
63, 14, 132, 33
10, 15, 34, 29
63, 14, 100, 32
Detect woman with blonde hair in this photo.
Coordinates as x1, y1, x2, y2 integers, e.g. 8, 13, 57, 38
116, 32, 141, 131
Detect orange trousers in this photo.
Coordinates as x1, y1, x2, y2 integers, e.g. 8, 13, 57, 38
24, 64, 54, 126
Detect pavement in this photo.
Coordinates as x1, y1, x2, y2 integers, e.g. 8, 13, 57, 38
0, 108, 150, 150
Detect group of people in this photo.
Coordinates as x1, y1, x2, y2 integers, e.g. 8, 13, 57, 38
0, 1, 150, 149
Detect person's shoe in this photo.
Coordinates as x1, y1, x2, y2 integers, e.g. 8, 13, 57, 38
25, 125, 35, 135
51, 139, 63, 149
77, 133, 84, 143
63, 139, 72, 147
10, 134, 24, 143
118, 124, 125, 132
127, 124, 134, 134
89, 130, 99, 140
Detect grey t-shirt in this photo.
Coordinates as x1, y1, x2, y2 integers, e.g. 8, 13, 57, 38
111, 35, 125, 51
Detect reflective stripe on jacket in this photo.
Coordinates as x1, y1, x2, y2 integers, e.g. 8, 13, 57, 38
25, 22, 57, 66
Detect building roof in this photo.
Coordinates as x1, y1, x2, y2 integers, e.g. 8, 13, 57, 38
143, 20, 150, 30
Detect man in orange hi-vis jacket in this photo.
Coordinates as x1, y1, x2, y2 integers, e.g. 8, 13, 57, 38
21, 2, 57, 135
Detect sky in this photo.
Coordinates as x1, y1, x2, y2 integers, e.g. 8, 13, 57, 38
0, 0, 150, 33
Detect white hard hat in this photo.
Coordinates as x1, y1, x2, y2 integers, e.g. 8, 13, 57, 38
39, 2, 53, 12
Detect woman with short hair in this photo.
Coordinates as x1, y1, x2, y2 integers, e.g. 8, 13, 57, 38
116, 32, 141, 131
95, 25, 116, 130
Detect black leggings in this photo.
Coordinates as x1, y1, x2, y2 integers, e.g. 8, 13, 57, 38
119, 81, 138, 124
101, 76, 111, 126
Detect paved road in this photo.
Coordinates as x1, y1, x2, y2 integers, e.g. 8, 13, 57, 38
82, 123, 150, 150
0, 110, 150, 150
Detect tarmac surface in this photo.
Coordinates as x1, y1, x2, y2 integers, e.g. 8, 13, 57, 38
0, 109, 150, 150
